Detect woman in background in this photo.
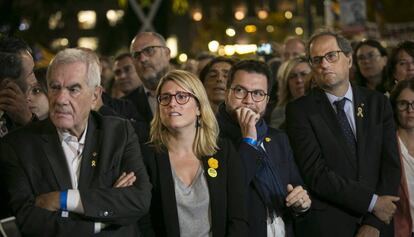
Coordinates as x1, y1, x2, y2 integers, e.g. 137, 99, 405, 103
140, 70, 247, 237
269, 56, 311, 129
353, 39, 388, 92
385, 41, 414, 93
390, 79, 414, 237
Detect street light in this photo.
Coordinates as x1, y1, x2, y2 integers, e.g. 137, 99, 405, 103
226, 28, 236, 37
208, 40, 220, 52
234, 5, 247, 21
192, 9, 203, 21
284, 11, 293, 20
257, 9, 268, 20
295, 27, 304, 35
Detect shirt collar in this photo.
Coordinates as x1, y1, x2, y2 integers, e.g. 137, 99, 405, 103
143, 86, 155, 97
325, 82, 353, 104
57, 122, 88, 145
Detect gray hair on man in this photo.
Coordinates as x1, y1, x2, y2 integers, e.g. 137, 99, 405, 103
306, 28, 353, 58
47, 48, 101, 88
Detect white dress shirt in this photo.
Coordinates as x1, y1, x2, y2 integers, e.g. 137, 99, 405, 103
57, 124, 105, 233
324, 82, 356, 137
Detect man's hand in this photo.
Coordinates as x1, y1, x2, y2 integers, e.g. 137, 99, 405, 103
355, 225, 380, 237
285, 184, 311, 211
373, 195, 399, 224
235, 107, 260, 140
35, 191, 60, 212
0, 80, 32, 125
113, 172, 136, 188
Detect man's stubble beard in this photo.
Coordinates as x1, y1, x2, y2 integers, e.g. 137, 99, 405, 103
141, 65, 170, 91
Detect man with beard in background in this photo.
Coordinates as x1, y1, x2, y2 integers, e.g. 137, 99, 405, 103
124, 32, 171, 128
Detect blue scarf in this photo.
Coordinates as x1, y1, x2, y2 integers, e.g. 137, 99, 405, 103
216, 104, 287, 218
254, 119, 287, 219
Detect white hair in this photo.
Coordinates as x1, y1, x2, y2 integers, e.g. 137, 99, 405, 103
47, 48, 101, 87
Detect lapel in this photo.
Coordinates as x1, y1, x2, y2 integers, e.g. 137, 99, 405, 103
352, 86, 368, 173
138, 86, 154, 123
313, 88, 357, 169
40, 119, 73, 190
156, 151, 180, 237
202, 154, 223, 237
78, 114, 101, 190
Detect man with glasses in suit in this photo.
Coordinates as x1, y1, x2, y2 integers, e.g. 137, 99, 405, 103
217, 60, 310, 237
286, 29, 401, 237
124, 32, 171, 130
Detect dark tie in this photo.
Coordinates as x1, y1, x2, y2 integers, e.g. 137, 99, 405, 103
333, 98, 357, 158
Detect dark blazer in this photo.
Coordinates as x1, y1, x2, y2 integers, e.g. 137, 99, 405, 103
101, 92, 149, 143
0, 112, 152, 236
286, 86, 401, 237
123, 86, 153, 125
0, 113, 38, 219
139, 139, 248, 237
217, 107, 305, 237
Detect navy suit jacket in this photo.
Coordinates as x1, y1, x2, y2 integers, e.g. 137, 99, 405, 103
139, 139, 248, 237
217, 106, 305, 237
0, 112, 152, 236
286, 86, 400, 237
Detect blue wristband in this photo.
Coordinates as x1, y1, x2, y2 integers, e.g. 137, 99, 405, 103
242, 137, 258, 146
60, 191, 68, 211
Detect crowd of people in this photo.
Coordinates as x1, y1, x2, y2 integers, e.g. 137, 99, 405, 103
0, 27, 414, 237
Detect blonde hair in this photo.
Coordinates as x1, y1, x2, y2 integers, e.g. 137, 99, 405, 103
149, 70, 219, 157
277, 56, 310, 106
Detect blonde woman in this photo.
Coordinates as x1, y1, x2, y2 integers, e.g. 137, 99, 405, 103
139, 70, 247, 237
269, 56, 311, 129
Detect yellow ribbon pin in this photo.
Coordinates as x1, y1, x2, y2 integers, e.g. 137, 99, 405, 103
265, 137, 271, 142
208, 168, 217, 178
91, 160, 96, 167
208, 157, 219, 169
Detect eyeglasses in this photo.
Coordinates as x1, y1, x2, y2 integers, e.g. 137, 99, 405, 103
231, 86, 268, 102
356, 52, 381, 62
157, 91, 196, 106
132, 46, 166, 60
309, 50, 343, 67
288, 71, 310, 80
396, 100, 414, 111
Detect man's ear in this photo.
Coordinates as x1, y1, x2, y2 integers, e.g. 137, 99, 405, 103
91, 86, 103, 111
92, 86, 102, 103
164, 47, 171, 59
348, 55, 353, 68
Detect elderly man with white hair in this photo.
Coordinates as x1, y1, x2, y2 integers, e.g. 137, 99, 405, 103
0, 48, 151, 236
